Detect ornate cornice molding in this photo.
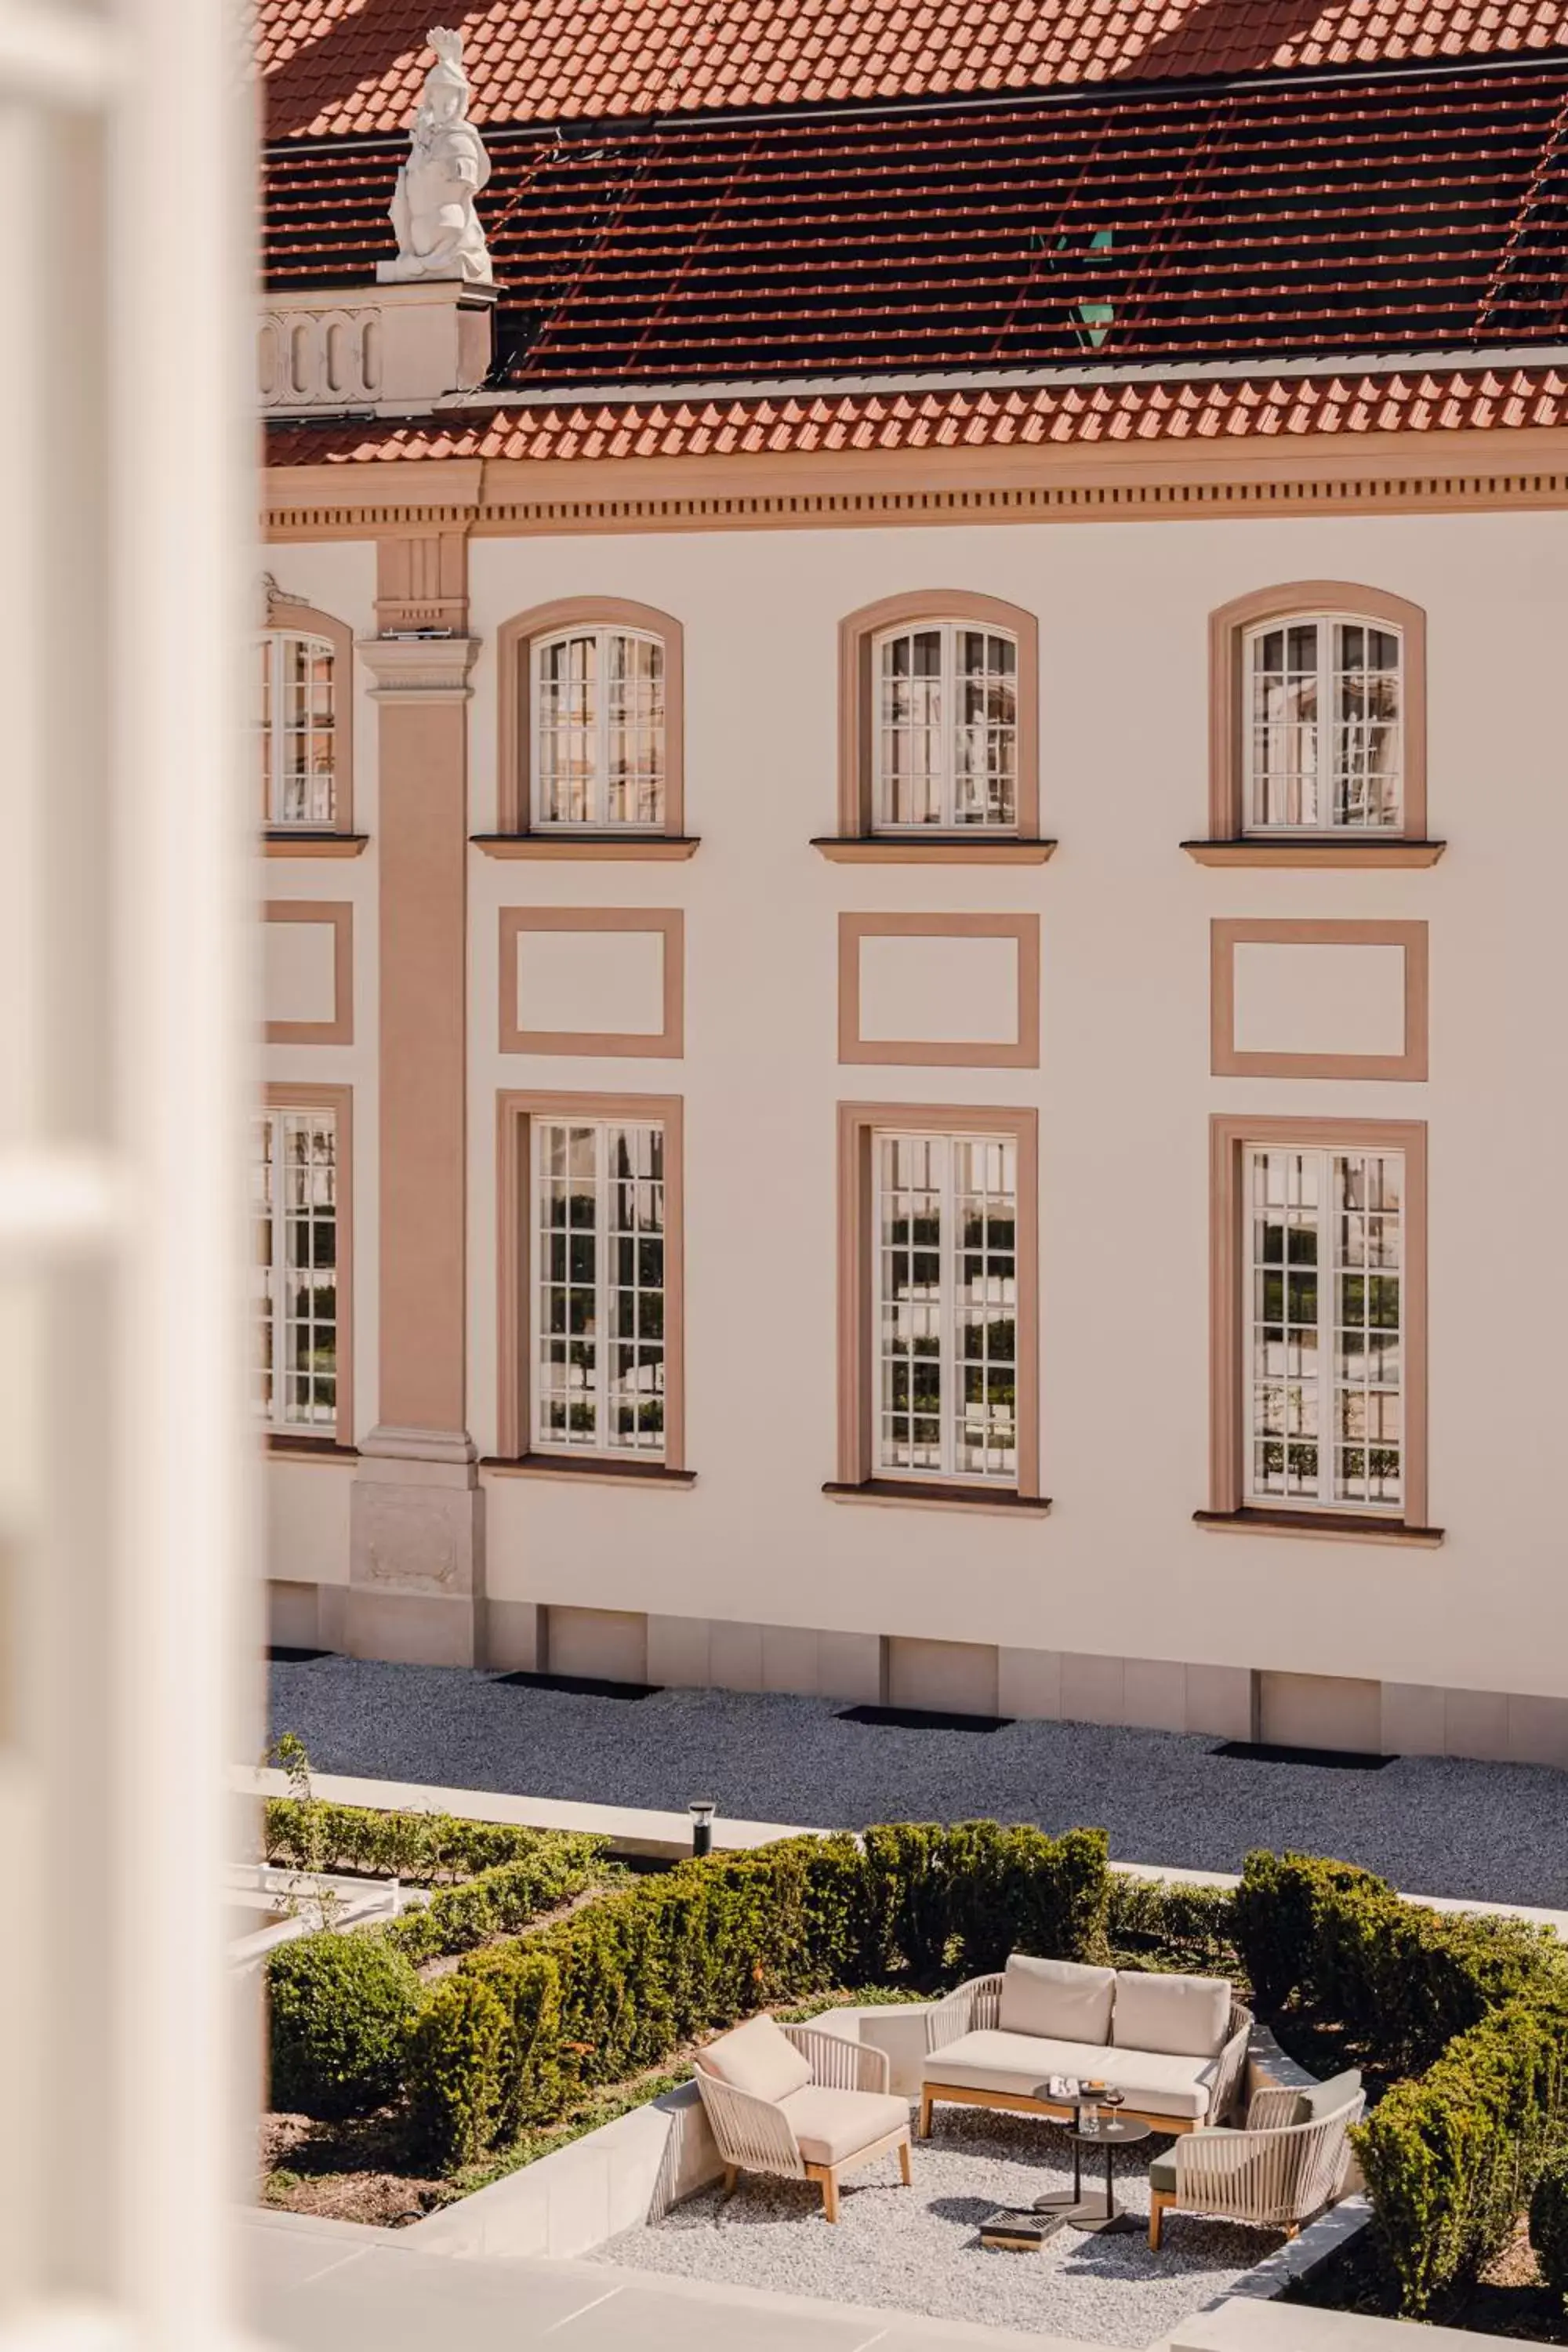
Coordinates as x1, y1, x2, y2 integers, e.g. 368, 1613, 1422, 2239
355, 632, 481, 699
267, 427, 1568, 540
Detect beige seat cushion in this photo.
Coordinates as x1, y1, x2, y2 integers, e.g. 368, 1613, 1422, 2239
998, 1955, 1115, 2044
922, 2029, 1218, 2121
1112, 1970, 1232, 2060
779, 2085, 911, 2167
699, 2014, 812, 2103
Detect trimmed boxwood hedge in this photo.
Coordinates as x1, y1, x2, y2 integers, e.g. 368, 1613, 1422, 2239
263, 1794, 596, 1886
268, 1933, 424, 2121
271, 1820, 1109, 2163
265, 1818, 1568, 2306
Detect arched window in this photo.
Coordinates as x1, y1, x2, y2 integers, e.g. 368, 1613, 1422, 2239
495, 597, 685, 842
1206, 583, 1427, 850
534, 625, 665, 829
257, 596, 354, 833
835, 591, 1040, 849
1243, 612, 1402, 832
873, 620, 1018, 830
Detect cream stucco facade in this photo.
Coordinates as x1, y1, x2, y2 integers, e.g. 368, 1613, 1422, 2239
260, 474, 1568, 1765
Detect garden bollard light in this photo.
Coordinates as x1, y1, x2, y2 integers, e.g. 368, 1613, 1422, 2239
688, 1798, 716, 1859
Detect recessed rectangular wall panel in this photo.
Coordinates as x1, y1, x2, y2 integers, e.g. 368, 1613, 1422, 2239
1211, 919, 1427, 1080
499, 908, 684, 1057
263, 901, 354, 1044
839, 913, 1040, 1066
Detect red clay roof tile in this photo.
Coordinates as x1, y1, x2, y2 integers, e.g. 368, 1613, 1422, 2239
260, 0, 1568, 140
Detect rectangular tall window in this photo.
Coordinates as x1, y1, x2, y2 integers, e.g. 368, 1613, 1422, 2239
532, 1118, 666, 1455
875, 1131, 1017, 1481
252, 1107, 339, 1432
1245, 616, 1402, 832
876, 624, 1017, 830
1246, 1145, 1403, 1512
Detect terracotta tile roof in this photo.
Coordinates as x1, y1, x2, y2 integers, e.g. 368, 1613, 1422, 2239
263, 365, 1568, 465
260, 0, 1568, 140
265, 66, 1568, 387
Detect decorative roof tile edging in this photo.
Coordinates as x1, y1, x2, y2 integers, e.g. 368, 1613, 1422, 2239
266, 366, 1568, 470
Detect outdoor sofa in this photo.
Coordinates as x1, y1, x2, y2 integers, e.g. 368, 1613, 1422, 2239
920, 1955, 1251, 2141
693, 2013, 914, 2222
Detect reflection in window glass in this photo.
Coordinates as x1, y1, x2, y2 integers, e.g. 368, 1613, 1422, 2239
1245, 616, 1401, 830
534, 629, 665, 829
533, 1119, 665, 1454
875, 623, 1017, 829
252, 1108, 338, 1430
259, 631, 336, 827
876, 1132, 1018, 1481
1247, 1145, 1403, 1511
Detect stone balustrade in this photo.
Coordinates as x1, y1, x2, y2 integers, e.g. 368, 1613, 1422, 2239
257, 279, 499, 417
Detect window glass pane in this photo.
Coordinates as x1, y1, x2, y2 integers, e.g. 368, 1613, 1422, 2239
875, 1131, 1016, 1483
1248, 621, 1319, 829
952, 630, 1018, 828
1333, 621, 1403, 828
875, 625, 1018, 830
1244, 1144, 1402, 1512
532, 1117, 665, 1456
536, 633, 597, 827
877, 630, 944, 826
604, 633, 666, 828
254, 1109, 337, 1430
536, 629, 666, 829
263, 632, 336, 828
1246, 615, 1403, 832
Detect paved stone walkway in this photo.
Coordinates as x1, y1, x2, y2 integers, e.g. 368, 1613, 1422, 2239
267, 1654, 1568, 1903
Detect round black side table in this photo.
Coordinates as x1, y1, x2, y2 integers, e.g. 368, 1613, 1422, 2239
1062, 2117, 1152, 2234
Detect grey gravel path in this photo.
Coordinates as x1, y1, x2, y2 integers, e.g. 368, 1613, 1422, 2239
267, 1657, 1568, 1902
594, 2108, 1270, 2346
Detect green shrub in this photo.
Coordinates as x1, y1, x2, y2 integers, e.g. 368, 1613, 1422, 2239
263, 1796, 601, 1887
858, 1822, 1110, 1985
1530, 2144, 1568, 2303
267, 1933, 423, 2120
407, 1974, 510, 2166
1232, 1851, 1378, 2013
1106, 1873, 1238, 1975
386, 1838, 610, 1965
1234, 1850, 1556, 2071
1358, 1985, 1568, 2315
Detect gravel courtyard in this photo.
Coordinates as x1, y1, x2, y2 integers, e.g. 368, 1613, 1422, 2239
594, 2107, 1272, 2345
267, 1655, 1568, 1902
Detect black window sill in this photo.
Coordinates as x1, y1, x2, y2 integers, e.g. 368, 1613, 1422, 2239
480, 1453, 696, 1486
1193, 1507, 1443, 1548
823, 1479, 1051, 1515
811, 837, 1057, 863
265, 1435, 359, 1460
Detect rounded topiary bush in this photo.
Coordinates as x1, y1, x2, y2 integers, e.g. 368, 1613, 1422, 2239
267, 1932, 423, 2121
1531, 2147, 1568, 2301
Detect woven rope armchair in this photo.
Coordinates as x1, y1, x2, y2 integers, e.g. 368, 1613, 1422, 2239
923, 1974, 1253, 2135
1148, 2082, 1365, 2249
693, 2023, 913, 2223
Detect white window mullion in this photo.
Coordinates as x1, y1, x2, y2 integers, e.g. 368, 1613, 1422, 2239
1315, 1149, 1334, 1506
943, 622, 964, 831
594, 1124, 611, 1448
593, 633, 609, 830
938, 1134, 955, 1476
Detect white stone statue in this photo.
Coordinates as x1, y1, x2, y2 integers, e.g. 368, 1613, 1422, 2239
377, 28, 493, 285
